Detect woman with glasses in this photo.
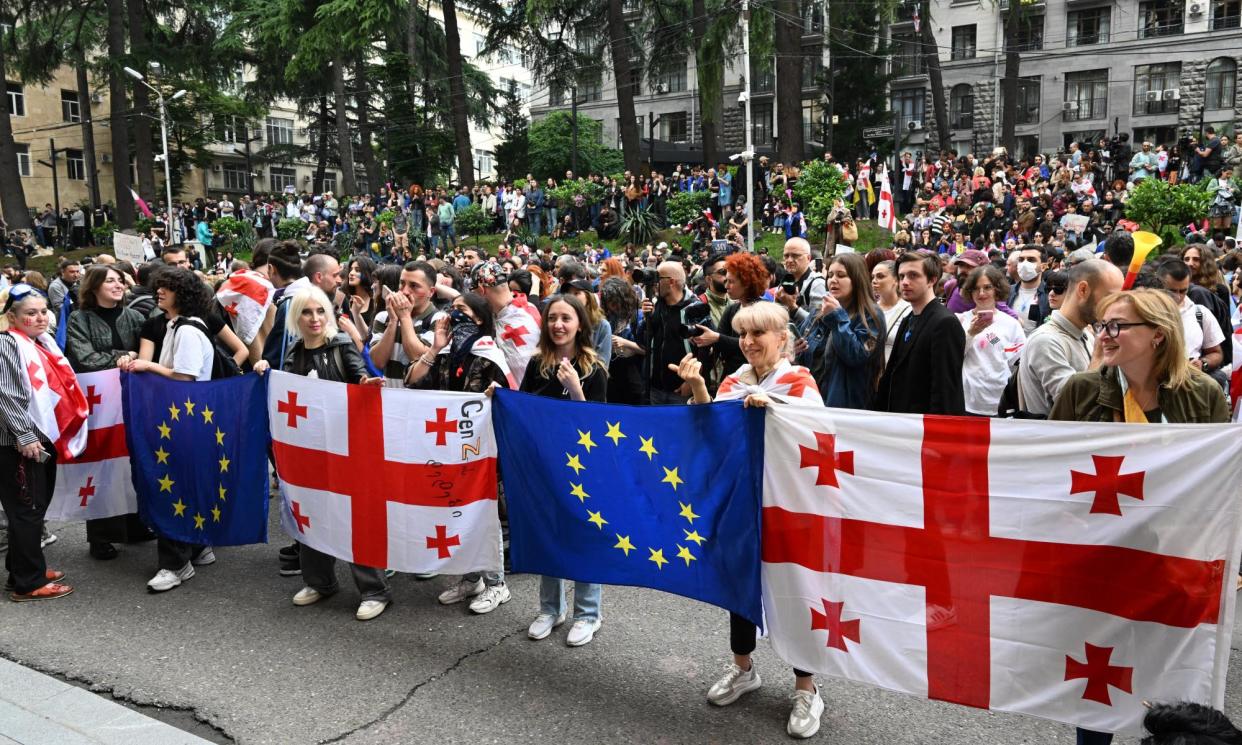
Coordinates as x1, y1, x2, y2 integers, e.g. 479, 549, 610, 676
65, 266, 153, 560
0, 284, 83, 601
957, 265, 1025, 416
1050, 288, 1228, 745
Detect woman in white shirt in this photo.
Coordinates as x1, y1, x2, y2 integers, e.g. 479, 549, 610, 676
871, 259, 911, 364
956, 264, 1025, 416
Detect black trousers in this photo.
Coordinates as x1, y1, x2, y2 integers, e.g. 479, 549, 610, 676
157, 537, 203, 571
0, 446, 57, 594
730, 612, 811, 678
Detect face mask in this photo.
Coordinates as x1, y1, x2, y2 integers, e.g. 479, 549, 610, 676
1017, 262, 1039, 282
449, 309, 472, 326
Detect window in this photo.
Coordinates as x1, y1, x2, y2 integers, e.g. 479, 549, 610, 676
752, 103, 773, 145
1003, 13, 1043, 51
474, 33, 487, 56
61, 90, 81, 123
802, 99, 825, 143
269, 166, 296, 193
549, 85, 564, 107
892, 88, 925, 132
751, 61, 774, 92
627, 63, 642, 97
1002, 75, 1041, 125
580, 77, 602, 102
1133, 62, 1181, 116
65, 149, 85, 181
950, 84, 974, 130
1014, 135, 1040, 160
615, 115, 642, 148
322, 172, 337, 194
801, 54, 823, 89
6, 81, 23, 116
661, 111, 688, 143
1138, 0, 1183, 38
890, 32, 924, 77
658, 58, 688, 94
1212, 0, 1241, 29
265, 117, 293, 145
14, 143, 29, 177
950, 25, 976, 60
474, 149, 493, 177
215, 116, 246, 143
802, 0, 824, 33
221, 162, 248, 191
1206, 57, 1237, 109
1066, 7, 1110, 46
1064, 69, 1108, 122
1133, 126, 1179, 147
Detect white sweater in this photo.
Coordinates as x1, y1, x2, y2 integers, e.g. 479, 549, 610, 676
958, 310, 1026, 416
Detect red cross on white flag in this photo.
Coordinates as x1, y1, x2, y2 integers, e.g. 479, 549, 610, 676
760, 405, 1242, 736
48, 369, 136, 521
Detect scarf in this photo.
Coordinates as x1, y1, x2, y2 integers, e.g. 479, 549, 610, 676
1117, 370, 1165, 424
10, 329, 89, 459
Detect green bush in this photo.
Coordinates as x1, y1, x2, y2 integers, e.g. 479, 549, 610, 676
620, 205, 659, 246
277, 218, 306, 242
548, 179, 605, 208
92, 222, 117, 246
375, 210, 397, 227
792, 159, 849, 234
1124, 178, 1213, 245
134, 217, 156, 236
667, 190, 711, 227
455, 204, 491, 244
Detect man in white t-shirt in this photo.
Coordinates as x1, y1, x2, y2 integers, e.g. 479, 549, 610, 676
1159, 260, 1225, 374
1007, 245, 1050, 334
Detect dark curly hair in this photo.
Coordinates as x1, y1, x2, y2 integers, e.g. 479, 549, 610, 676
152, 267, 213, 319
1141, 701, 1242, 745
724, 252, 770, 302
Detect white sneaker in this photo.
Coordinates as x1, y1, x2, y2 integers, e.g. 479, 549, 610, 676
468, 584, 511, 614
147, 563, 194, 592
40, 530, 57, 549
356, 599, 388, 621
707, 663, 763, 706
192, 547, 216, 566
292, 587, 325, 606
786, 687, 824, 739
527, 611, 568, 640
565, 618, 601, 647
412, 572, 438, 580
438, 577, 484, 605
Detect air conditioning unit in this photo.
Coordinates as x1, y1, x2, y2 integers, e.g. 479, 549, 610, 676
1145, 90, 1161, 102
655, 82, 668, 94
1189, 1, 1203, 15
1163, 88, 1181, 100
101, 153, 112, 164
1062, 101, 1079, 111
908, 120, 923, 131
90, 92, 102, 104
212, 164, 221, 173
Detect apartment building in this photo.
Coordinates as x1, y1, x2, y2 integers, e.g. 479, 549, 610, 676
890, 0, 1242, 159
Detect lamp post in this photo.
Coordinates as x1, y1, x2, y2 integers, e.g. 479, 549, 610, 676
123, 66, 185, 244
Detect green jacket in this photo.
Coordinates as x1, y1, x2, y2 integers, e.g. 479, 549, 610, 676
65, 306, 145, 372
1049, 366, 1229, 424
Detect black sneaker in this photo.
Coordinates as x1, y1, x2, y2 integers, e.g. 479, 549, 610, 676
89, 542, 119, 560
278, 543, 299, 560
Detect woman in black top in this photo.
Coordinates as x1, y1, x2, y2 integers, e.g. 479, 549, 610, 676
516, 295, 607, 647
343, 256, 380, 335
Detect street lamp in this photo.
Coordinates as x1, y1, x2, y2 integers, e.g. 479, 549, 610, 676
123, 66, 186, 244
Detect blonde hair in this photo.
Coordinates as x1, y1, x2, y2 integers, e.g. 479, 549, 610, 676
0, 288, 8, 331
284, 286, 339, 342
1097, 288, 1195, 390
733, 301, 794, 358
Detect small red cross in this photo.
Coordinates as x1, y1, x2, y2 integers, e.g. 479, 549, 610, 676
500, 323, 530, 348
1070, 455, 1145, 516
26, 361, 44, 391
799, 432, 855, 488
85, 385, 102, 414
78, 476, 96, 507
277, 391, 309, 428
810, 598, 861, 652
776, 369, 816, 399
426, 524, 460, 559
425, 407, 458, 446
223, 301, 239, 317
291, 500, 311, 533
1065, 643, 1134, 706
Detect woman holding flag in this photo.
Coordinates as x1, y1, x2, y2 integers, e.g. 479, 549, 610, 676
0, 283, 87, 601
671, 301, 827, 739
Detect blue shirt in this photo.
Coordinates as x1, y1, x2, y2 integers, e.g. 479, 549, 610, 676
452, 194, 471, 213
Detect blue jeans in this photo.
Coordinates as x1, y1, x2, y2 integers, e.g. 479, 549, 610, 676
1076, 729, 1112, 745
545, 208, 557, 235
539, 576, 601, 621
529, 210, 542, 237
442, 224, 457, 250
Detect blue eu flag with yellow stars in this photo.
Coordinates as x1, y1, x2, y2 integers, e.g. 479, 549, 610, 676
122, 373, 270, 545
493, 389, 765, 626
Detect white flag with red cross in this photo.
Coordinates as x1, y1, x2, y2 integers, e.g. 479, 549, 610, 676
267, 371, 501, 573
216, 269, 275, 345
47, 369, 137, 521
761, 405, 1242, 736
877, 170, 898, 233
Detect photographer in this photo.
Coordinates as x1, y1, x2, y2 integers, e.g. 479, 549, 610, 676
775, 237, 827, 327
637, 261, 707, 404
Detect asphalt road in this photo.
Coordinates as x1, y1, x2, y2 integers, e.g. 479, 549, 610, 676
2, 512, 1241, 745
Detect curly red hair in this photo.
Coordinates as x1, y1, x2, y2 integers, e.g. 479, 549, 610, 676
724, 253, 769, 301
600, 257, 627, 284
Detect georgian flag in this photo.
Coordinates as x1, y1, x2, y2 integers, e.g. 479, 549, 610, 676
495, 303, 540, 385
716, 359, 820, 406
877, 170, 898, 233
216, 269, 275, 345
47, 369, 136, 520
761, 405, 1242, 736
11, 330, 87, 461
267, 371, 501, 573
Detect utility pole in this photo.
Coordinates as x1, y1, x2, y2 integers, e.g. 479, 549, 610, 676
48, 139, 61, 239
571, 83, 579, 176
742, 0, 756, 253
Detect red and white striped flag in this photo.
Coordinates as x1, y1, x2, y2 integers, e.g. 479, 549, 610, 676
761, 405, 1242, 736
268, 371, 501, 573
47, 369, 136, 521
877, 170, 898, 233
216, 269, 275, 345
130, 188, 154, 219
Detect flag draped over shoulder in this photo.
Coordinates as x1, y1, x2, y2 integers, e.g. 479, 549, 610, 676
761, 404, 1242, 736
216, 270, 275, 345
122, 372, 270, 545
493, 389, 766, 626
47, 369, 136, 521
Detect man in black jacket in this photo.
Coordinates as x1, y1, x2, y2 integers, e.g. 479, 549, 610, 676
875, 252, 965, 415
639, 261, 705, 404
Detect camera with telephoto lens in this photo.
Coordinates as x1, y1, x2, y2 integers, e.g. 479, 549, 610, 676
678, 303, 712, 339
780, 279, 797, 295
631, 267, 657, 286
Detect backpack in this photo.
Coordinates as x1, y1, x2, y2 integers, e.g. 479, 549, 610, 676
172, 317, 242, 380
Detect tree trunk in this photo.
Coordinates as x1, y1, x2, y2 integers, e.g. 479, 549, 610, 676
606, 0, 642, 173
774, 0, 803, 163
920, 0, 950, 154
332, 57, 358, 195
107, 0, 135, 227
126, 0, 156, 201
691, 0, 721, 167
999, 5, 1021, 153
441, 0, 474, 186
314, 96, 329, 195
354, 57, 379, 191
406, 0, 420, 107
0, 37, 30, 229
76, 59, 101, 209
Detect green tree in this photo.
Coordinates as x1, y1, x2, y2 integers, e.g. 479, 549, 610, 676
494, 82, 529, 180
828, 1, 892, 162
529, 112, 623, 179
791, 158, 848, 234
1124, 179, 1213, 244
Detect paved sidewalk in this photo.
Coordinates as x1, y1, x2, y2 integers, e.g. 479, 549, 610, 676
0, 657, 214, 745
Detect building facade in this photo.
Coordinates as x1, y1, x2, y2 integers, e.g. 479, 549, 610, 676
891, 0, 1242, 159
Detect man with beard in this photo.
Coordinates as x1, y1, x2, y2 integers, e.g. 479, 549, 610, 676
697, 252, 730, 327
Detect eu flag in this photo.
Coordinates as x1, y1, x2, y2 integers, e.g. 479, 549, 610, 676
122, 372, 270, 545
493, 390, 765, 626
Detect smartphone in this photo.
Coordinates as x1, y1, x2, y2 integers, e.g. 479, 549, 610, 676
381, 285, 393, 302
977, 310, 994, 325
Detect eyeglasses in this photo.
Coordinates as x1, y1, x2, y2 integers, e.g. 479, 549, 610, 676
1092, 320, 1155, 338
